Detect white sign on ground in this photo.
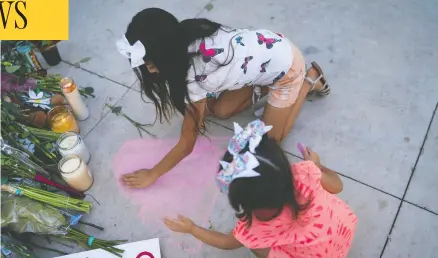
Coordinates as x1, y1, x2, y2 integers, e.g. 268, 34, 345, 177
54, 238, 161, 258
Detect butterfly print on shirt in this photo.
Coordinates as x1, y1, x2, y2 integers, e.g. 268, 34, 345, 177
235, 36, 245, 46
198, 40, 224, 63
206, 92, 216, 99
241, 56, 253, 74
195, 74, 207, 82
273, 71, 285, 83
260, 59, 271, 72
256, 32, 282, 49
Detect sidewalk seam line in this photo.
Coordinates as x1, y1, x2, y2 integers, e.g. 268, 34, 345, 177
83, 87, 131, 139
401, 200, 438, 216
379, 100, 438, 258
207, 119, 408, 201
61, 60, 133, 89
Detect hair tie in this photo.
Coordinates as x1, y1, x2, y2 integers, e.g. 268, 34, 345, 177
88, 236, 95, 247
14, 189, 23, 196
116, 35, 146, 68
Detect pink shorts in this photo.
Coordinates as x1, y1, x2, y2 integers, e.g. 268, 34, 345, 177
267, 43, 306, 108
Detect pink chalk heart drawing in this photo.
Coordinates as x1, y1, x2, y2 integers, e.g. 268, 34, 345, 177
113, 137, 228, 254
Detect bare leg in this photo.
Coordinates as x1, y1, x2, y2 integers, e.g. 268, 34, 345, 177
208, 86, 254, 119
263, 66, 324, 142
281, 66, 324, 139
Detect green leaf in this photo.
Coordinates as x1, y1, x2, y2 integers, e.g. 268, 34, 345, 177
112, 106, 122, 114
79, 57, 92, 63
20, 131, 30, 138
45, 143, 53, 149
18, 75, 26, 85
204, 3, 214, 11
84, 87, 94, 94
4, 65, 20, 73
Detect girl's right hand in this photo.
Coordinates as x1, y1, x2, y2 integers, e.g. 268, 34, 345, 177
164, 215, 196, 234
303, 147, 322, 167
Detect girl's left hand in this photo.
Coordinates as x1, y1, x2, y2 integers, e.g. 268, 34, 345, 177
164, 215, 196, 234
121, 169, 160, 188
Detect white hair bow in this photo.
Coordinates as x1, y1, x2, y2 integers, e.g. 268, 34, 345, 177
116, 35, 146, 68
216, 119, 273, 193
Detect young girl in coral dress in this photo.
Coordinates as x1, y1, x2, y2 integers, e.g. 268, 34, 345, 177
165, 120, 357, 258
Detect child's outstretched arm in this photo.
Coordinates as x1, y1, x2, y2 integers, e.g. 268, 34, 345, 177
303, 147, 343, 194
122, 102, 206, 188
164, 215, 243, 250
150, 102, 205, 176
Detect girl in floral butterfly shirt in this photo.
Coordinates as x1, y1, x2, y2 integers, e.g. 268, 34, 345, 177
117, 8, 331, 188
165, 120, 357, 258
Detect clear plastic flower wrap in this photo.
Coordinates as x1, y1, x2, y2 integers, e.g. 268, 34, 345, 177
1, 193, 67, 235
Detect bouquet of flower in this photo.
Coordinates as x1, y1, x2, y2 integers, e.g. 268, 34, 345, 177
1, 184, 92, 213
1, 155, 37, 179
1, 71, 95, 98
1, 194, 126, 257
2, 40, 94, 98
1, 234, 39, 258
1, 144, 85, 198
1, 109, 60, 165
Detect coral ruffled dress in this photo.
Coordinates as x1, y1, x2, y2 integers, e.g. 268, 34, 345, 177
233, 161, 358, 258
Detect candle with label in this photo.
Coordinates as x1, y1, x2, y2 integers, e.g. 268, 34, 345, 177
57, 132, 91, 163
16, 42, 43, 72
59, 155, 93, 192
47, 106, 79, 133
60, 78, 89, 121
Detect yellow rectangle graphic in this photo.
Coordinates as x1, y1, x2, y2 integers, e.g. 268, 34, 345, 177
0, 0, 69, 40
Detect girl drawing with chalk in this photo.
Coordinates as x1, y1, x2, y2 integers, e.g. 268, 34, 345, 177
165, 120, 357, 258
117, 8, 330, 188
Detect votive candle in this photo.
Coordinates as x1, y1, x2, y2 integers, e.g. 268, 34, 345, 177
60, 78, 90, 121
47, 106, 79, 133
59, 155, 93, 192
57, 132, 91, 163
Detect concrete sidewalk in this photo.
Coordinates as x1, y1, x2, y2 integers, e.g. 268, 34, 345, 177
42, 0, 438, 257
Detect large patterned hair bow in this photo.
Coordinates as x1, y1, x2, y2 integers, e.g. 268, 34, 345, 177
116, 35, 146, 68
216, 119, 273, 193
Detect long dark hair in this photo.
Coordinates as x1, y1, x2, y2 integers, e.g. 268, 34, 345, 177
221, 135, 310, 227
124, 8, 222, 128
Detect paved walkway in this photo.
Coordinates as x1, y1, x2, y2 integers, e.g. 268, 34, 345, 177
42, 0, 438, 257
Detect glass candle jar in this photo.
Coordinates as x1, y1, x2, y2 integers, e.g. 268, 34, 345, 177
56, 132, 91, 163
47, 105, 79, 133
60, 78, 90, 121
58, 155, 93, 192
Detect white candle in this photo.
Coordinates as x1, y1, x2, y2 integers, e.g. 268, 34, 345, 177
60, 78, 90, 121
57, 132, 91, 163
59, 155, 93, 192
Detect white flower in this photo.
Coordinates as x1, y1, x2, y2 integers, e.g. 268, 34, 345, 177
26, 89, 51, 109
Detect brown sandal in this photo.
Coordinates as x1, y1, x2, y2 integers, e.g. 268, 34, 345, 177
305, 61, 331, 96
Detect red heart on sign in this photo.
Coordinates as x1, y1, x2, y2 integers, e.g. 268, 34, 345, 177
136, 251, 154, 258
